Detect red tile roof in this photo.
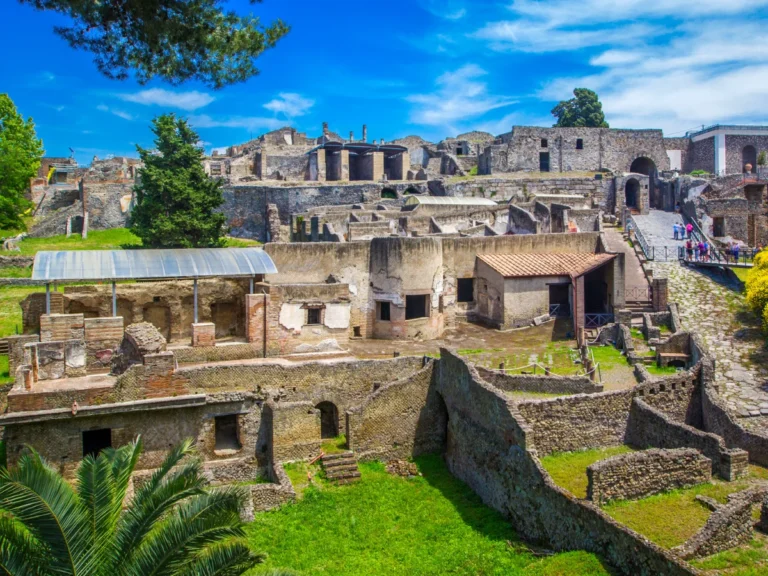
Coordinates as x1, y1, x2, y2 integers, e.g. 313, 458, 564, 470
477, 253, 616, 278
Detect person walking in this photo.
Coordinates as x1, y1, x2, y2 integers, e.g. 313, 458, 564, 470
702, 240, 709, 262
686, 238, 693, 261
673, 222, 679, 240
686, 222, 693, 239
733, 243, 740, 263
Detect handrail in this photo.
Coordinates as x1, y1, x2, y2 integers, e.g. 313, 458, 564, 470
628, 215, 654, 261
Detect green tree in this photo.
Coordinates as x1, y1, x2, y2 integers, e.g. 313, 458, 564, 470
131, 114, 227, 248
19, 0, 289, 89
0, 437, 265, 576
0, 94, 44, 231
551, 88, 609, 128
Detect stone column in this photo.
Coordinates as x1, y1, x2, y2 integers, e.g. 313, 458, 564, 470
372, 151, 384, 181
340, 150, 350, 181
652, 277, 668, 312
310, 216, 320, 242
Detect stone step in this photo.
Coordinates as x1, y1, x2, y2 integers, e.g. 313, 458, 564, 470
323, 457, 357, 468
324, 463, 358, 473
326, 470, 361, 481
322, 451, 354, 461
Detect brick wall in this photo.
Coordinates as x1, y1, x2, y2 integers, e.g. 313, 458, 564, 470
476, 367, 603, 395
40, 314, 84, 342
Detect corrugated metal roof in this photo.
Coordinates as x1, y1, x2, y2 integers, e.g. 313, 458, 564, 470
404, 196, 498, 207
477, 253, 615, 278
32, 247, 277, 282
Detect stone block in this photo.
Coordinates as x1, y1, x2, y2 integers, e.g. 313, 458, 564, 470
35, 341, 66, 380
64, 339, 87, 376
192, 322, 216, 348
5, 334, 39, 375
719, 449, 750, 481
40, 314, 85, 343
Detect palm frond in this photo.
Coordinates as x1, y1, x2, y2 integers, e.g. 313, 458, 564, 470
0, 513, 49, 576
0, 449, 91, 576
170, 539, 264, 576
102, 436, 143, 507
75, 454, 119, 575
125, 488, 250, 576
115, 459, 206, 568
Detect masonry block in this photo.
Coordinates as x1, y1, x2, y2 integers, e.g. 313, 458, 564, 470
40, 314, 84, 342
719, 448, 750, 481
652, 277, 668, 312
191, 322, 216, 347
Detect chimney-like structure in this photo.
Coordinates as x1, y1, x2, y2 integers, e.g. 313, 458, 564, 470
349, 131, 354, 142
362, 124, 368, 143
322, 122, 329, 135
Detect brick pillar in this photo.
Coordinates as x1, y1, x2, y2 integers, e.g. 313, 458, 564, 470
372, 151, 384, 181
191, 322, 215, 347
245, 293, 270, 357
652, 277, 668, 312
310, 216, 320, 242
340, 149, 350, 181
574, 275, 585, 342
266, 203, 281, 243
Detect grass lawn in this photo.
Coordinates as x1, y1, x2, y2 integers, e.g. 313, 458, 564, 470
732, 267, 750, 284
0, 266, 33, 278
690, 535, 768, 576
247, 455, 615, 576
0, 286, 44, 338
602, 480, 754, 549
645, 365, 679, 376
0, 356, 11, 386
0, 227, 261, 257
540, 446, 634, 499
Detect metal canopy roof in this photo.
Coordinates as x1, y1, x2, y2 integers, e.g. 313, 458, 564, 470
32, 247, 277, 282
404, 196, 498, 207
307, 142, 408, 156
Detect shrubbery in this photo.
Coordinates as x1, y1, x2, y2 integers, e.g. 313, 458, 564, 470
746, 254, 768, 331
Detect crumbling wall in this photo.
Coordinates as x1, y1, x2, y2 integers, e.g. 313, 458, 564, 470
476, 366, 603, 395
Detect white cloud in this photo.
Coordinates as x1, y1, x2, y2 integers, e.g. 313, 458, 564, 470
419, 0, 467, 20
263, 93, 315, 117
537, 20, 768, 133
117, 88, 214, 111
407, 64, 517, 129
188, 114, 285, 132
96, 104, 134, 121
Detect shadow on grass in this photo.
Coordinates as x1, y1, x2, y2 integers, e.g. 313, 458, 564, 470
414, 453, 619, 576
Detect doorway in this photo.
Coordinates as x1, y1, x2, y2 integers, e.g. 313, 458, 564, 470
316, 402, 339, 438
539, 152, 550, 172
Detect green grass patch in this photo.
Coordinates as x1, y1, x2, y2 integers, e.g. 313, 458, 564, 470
0, 266, 33, 278
690, 536, 768, 574
0, 228, 261, 256
0, 286, 44, 338
0, 356, 12, 386
645, 364, 679, 376
246, 455, 613, 576
732, 267, 751, 284
603, 481, 752, 549
589, 345, 629, 370
508, 390, 570, 400
321, 434, 347, 455
458, 348, 504, 355
630, 328, 644, 340
540, 446, 634, 498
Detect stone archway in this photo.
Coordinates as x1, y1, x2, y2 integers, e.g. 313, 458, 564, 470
630, 156, 657, 176
315, 401, 339, 439
743, 145, 757, 173
625, 178, 640, 210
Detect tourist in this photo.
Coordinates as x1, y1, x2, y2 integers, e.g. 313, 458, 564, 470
673, 222, 679, 240
702, 240, 709, 262
733, 243, 740, 263
685, 222, 693, 239
695, 241, 702, 261
686, 239, 693, 261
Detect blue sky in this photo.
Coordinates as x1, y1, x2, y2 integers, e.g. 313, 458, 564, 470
2, 0, 768, 165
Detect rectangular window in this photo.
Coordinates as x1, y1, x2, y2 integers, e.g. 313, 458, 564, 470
215, 415, 242, 451
541, 138, 548, 148
456, 147, 463, 156
306, 307, 321, 325
210, 163, 222, 176
576, 138, 584, 150
405, 295, 429, 320
82, 428, 112, 458
377, 301, 391, 321
457, 278, 474, 303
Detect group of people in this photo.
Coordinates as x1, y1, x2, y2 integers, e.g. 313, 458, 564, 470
673, 222, 693, 240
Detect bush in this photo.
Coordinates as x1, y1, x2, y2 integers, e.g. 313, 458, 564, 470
754, 250, 768, 271
758, 150, 767, 166
690, 170, 709, 176
469, 166, 478, 176
746, 268, 768, 315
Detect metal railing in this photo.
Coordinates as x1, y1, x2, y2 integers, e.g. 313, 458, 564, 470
678, 245, 757, 267
549, 303, 570, 317
585, 313, 614, 328
628, 215, 654, 261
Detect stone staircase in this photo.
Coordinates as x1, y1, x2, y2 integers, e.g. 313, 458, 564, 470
321, 451, 361, 484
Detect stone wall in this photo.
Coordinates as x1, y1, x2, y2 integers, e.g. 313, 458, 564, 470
476, 366, 603, 395
346, 359, 445, 461
691, 137, 715, 174
586, 448, 711, 505
436, 349, 695, 576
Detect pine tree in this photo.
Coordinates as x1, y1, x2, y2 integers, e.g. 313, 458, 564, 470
131, 114, 227, 248
551, 88, 609, 128
0, 94, 44, 231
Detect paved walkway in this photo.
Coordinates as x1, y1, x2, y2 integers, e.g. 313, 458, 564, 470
650, 260, 768, 431
631, 210, 687, 261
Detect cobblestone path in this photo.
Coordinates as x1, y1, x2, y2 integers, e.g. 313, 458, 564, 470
631, 210, 687, 261
634, 210, 768, 432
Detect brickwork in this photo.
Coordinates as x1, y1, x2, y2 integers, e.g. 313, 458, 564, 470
587, 448, 711, 505
476, 366, 603, 395
269, 401, 322, 462
40, 314, 85, 342
191, 322, 216, 347
5, 335, 39, 375
84, 317, 124, 371
346, 360, 444, 460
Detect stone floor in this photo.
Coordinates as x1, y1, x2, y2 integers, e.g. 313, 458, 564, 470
631, 210, 687, 261
635, 210, 768, 432
602, 226, 649, 300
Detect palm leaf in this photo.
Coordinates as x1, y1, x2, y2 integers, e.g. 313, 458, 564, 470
0, 449, 90, 576
75, 453, 119, 575
125, 488, 251, 576
0, 513, 49, 576
171, 539, 264, 576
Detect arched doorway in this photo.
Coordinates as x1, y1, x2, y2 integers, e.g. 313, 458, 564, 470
315, 401, 339, 438
381, 187, 397, 199
625, 178, 640, 210
742, 145, 757, 173
630, 157, 656, 176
